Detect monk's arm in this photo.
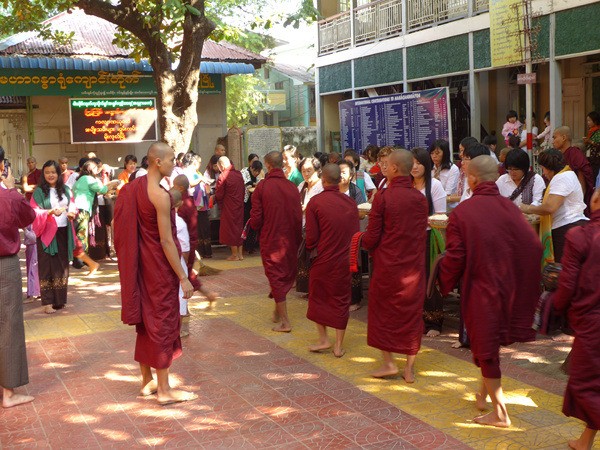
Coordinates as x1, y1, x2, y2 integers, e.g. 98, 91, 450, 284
304, 204, 319, 250
521, 194, 564, 216
152, 191, 192, 296
214, 174, 226, 203
437, 219, 466, 296
21, 175, 35, 193
361, 193, 383, 250
553, 230, 585, 314
248, 185, 263, 231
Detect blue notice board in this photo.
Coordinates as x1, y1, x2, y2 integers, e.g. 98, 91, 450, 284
339, 87, 453, 153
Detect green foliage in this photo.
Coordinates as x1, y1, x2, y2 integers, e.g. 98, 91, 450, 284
226, 74, 266, 127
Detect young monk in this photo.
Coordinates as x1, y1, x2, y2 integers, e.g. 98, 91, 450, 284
305, 164, 359, 357
437, 156, 542, 427
361, 149, 428, 382
553, 187, 600, 450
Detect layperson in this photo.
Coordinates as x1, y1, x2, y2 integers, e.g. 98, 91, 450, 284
361, 150, 428, 382
373, 146, 394, 190
339, 161, 366, 312
437, 156, 542, 428
296, 157, 324, 295
249, 151, 302, 333
305, 164, 359, 358
58, 157, 73, 184
129, 156, 148, 181
215, 156, 245, 261
214, 144, 226, 157
448, 136, 478, 204
520, 149, 588, 263
429, 139, 460, 195
455, 143, 491, 203
22, 156, 42, 302
496, 149, 545, 207
241, 160, 263, 255
328, 152, 341, 164
30, 161, 77, 314
0, 153, 36, 408
553, 188, 600, 450
73, 160, 119, 274
117, 154, 138, 191
283, 144, 303, 186
411, 147, 447, 338
553, 126, 594, 212
115, 143, 198, 405
584, 111, 600, 181
362, 144, 380, 175
200, 155, 220, 258
482, 135, 499, 163
537, 111, 553, 150
343, 149, 376, 199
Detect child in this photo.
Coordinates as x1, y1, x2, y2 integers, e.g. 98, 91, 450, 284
501, 110, 522, 146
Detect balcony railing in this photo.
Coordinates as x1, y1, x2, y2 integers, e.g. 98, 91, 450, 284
319, 0, 490, 55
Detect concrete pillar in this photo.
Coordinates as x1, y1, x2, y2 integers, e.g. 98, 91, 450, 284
315, 67, 325, 153
549, 13, 562, 129
468, 32, 481, 140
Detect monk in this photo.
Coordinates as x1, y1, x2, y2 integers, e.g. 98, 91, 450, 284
249, 151, 302, 332
437, 156, 542, 428
115, 142, 197, 405
305, 164, 359, 357
554, 126, 594, 212
215, 156, 245, 261
361, 149, 428, 382
553, 187, 600, 450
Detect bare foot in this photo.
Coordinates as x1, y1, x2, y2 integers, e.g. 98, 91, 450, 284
157, 389, 198, 406
309, 342, 332, 353
87, 262, 100, 276
403, 367, 415, 383
372, 363, 399, 378
239, 254, 244, 261
23, 296, 35, 304
272, 324, 292, 333
2, 393, 34, 408
349, 304, 362, 312
473, 411, 511, 428
426, 329, 441, 337
226, 255, 240, 261
475, 392, 488, 411
568, 439, 589, 450
552, 333, 573, 342
451, 341, 462, 349
44, 305, 57, 314
139, 379, 158, 397
271, 311, 280, 323
333, 348, 346, 358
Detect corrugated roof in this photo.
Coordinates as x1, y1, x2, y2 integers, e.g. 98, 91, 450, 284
270, 62, 314, 84
0, 8, 266, 68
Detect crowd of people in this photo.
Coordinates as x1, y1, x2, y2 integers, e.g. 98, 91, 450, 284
1, 122, 599, 448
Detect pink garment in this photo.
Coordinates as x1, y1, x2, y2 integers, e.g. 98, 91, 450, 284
24, 226, 40, 297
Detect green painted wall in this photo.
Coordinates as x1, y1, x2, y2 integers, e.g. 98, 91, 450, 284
533, 15, 550, 60
556, 3, 600, 57
406, 35, 469, 79
354, 49, 403, 88
319, 61, 352, 93
473, 29, 490, 70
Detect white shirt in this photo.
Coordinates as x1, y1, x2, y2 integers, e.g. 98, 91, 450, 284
460, 186, 472, 203
49, 188, 74, 227
298, 179, 324, 209
488, 148, 499, 163
361, 171, 376, 191
419, 178, 446, 231
65, 172, 79, 189
520, 126, 539, 151
432, 164, 460, 195
496, 173, 545, 206
548, 171, 588, 229
175, 213, 190, 252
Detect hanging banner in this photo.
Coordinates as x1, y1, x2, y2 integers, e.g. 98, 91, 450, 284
69, 97, 158, 144
490, 0, 524, 67
338, 87, 452, 153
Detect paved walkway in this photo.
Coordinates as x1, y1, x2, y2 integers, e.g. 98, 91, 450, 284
1, 249, 592, 449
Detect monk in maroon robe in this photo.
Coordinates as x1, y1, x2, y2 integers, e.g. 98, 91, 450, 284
361, 150, 428, 382
215, 156, 245, 260
554, 126, 594, 213
553, 188, 600, 450
305, 164, 359, 357
115, 142, 196, 405
249, 151, 302, 332
437, 156, 542, 428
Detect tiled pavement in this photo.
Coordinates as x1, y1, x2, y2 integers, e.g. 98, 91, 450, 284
1, 249, 594, 449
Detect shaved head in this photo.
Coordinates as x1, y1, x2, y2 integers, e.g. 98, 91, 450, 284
169, 188, 182, 206
467, 155, 499, 182
321, 163, 341, 185
554, 126, 571, 141
173, 174, 190, 191
147, 142, 173, 166
264, 151, 283, 169
388, 149, 414, 176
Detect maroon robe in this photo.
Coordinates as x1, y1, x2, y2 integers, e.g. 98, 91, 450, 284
553, 210, 600, 429
438, 182, 542, 370
178, 191, 201, 291
305, 186, 359, 330
361, 176, 428, 355
249, 168, 302, 302
215, 166, 245, 246
114, 176, 182, 369
25, 169, 42, 201
563, 146, 594, 213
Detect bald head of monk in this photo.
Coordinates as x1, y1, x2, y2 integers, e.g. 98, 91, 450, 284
264, 151, 283, 172
553, 126, 572, 152
387, 149, 414, 179
321, 163, 341, 187
172, 174, 190, 193
467, 155, 499, 191
217, 156, 232, 171
169, 187, 183, 208
147, 142, 175, 178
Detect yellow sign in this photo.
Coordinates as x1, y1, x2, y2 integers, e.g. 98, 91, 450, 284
266, 91, 287, 111
489, 0, 524, 67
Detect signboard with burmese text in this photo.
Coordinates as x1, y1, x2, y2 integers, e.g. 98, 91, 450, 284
69, 98, 158, 144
